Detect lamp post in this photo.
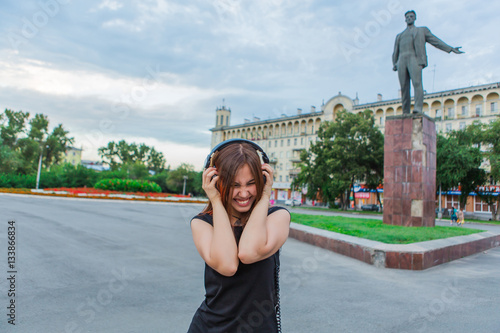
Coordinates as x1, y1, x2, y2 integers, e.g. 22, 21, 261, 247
182, 175, 188, 196
438, 184, 442, 219
36, 144, 49, 190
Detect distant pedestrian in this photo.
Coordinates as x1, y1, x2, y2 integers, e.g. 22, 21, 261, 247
188, 139, 290, 332
450, 206, 458, 225
458, 209, 465, 225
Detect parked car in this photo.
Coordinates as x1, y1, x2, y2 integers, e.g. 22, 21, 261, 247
436, 208, 449, 217
361, 204, 380, 212
285, 199, 301, 206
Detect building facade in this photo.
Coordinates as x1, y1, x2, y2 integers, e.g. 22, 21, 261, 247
210, 82, 500, 208
61, 146, 82, 166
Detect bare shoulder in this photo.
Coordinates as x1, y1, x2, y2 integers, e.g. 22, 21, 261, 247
191, 217, 213, 233
268, 207, 291, 224
269, 207, 290, 216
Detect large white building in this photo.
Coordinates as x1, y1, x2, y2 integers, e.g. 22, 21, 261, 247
210, 82, 500, 205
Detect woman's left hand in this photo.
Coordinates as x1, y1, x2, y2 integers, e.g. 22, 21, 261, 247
261, 163, 274, 198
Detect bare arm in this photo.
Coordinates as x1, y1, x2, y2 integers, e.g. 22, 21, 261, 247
238, 164, 291, 264
191, 167, 239, 276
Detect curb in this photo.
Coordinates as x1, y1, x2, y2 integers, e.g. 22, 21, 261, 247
289, 222, 500, 270
0, 189, 208, 204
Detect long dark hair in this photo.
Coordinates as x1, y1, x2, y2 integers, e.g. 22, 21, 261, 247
201, 142, 265, 222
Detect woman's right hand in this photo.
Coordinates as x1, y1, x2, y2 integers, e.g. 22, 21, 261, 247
202, 167, 221, 202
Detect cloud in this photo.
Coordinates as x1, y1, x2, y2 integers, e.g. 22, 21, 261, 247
1, 0, 499, 171
98, 0, 123, 11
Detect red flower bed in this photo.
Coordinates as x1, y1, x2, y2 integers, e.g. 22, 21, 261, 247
43, 187, 191, 198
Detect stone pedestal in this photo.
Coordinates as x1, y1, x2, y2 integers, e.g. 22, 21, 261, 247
383, 114, 436, 227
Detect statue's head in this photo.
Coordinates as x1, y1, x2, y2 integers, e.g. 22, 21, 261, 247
404, 10, 416, 25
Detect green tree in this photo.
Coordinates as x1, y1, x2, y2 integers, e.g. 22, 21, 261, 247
480, 119, 500, 220
292, 109, 384, 210
0, 109, 74, 174
436, 127, 486, 212
166, 163, 203, 196
98, 140, 166, 173
0, 109, 30, 147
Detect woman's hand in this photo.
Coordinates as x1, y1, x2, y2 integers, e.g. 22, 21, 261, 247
202, 167, 220, 203
261, 163, 274, 199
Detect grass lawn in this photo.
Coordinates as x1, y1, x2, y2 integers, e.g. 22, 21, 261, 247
296, 207, 500, 225
291, 213, 485, 244
297, 206, 382, 215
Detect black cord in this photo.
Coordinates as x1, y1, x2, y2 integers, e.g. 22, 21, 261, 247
275, 250, 282, 333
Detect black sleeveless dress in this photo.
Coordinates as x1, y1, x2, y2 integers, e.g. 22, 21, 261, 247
188, 206, 288, 333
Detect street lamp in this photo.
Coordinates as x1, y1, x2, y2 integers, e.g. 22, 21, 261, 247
182, 175, 188, 196
36, 144, 49, 190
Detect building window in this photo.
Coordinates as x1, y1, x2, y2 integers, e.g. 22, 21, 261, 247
280, 152, 283, 158
491, 102, 498, 113
475, 104, 482, 117
446, 123, 452, 132
220, 115, 224, 125
447, 107, 455, 119
226, 116, 229, 126
459, 122, 466, 130
275, 140, 277, 147
279, 163, 283, 171
279, 175, 282, 182
294, 138, 297, 146
461, 105, 468, 116
287, 139, 290, 146
435, 109, 442, 118
380, 117, 384, 125
286, 175, 289, 182
301, 137, 304, 145
474, 196, 497, 213
446, 195, 460, 210
281, 140, 284, 147
286, 151, 290, 158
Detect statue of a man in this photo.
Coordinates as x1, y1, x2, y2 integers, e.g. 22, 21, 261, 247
392, 10, 464, 114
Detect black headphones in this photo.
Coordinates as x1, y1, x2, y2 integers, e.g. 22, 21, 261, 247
204, 139, 270, 169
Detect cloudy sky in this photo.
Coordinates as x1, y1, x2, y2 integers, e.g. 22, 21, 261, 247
1, 0, 499, 170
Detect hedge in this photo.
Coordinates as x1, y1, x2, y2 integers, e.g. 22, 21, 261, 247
94, 178, 162, 193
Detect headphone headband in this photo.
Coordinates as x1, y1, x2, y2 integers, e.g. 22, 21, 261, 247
204, 139, 270, 169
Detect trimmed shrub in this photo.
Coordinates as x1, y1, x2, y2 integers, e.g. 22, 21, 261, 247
94, 178, 162, 193
0, 173, 36, 188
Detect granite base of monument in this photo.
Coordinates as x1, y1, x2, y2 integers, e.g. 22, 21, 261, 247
383, 114, 436, 227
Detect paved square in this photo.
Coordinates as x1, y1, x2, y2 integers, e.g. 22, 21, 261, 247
0, 194, 499, 332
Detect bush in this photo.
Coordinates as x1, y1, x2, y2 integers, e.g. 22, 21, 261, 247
0, 163, 101, 189
147, 171, 171, 193
94, 178, 161, 193
0, 173, 36, 188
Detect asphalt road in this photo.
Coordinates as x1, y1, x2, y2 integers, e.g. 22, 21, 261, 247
0, 194, 499, 333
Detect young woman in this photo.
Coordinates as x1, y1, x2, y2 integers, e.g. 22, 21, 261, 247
188, 140, 290, 333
